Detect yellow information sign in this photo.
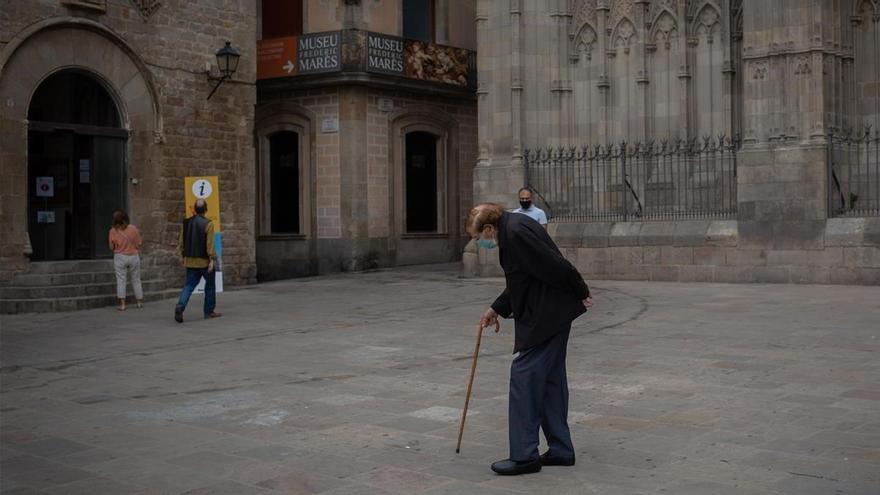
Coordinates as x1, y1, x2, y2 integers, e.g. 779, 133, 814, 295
184, 176, 223, 293
184, 176, 221, 231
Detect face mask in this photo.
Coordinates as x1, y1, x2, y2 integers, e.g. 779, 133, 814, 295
476, 238, 497, 249
519, 200, 532, 210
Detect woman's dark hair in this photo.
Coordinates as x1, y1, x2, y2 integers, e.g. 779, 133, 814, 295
112, 210, 129, 229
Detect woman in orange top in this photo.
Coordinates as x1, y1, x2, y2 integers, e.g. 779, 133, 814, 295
108, 210, 144, 310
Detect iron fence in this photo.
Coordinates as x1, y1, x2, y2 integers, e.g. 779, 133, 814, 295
827, 127, 880, 217
524, 136, 740, 222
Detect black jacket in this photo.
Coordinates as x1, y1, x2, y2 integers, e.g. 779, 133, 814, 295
490, 212, 589, 353
182, 215, 210, 259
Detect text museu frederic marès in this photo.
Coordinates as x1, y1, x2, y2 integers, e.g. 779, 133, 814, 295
297, 31, 341, 74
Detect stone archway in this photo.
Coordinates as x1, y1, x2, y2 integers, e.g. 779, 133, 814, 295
253, 103, 319, 280
0, 19, 161, 269
388, 105, 462, 265
27, 69, 128, 260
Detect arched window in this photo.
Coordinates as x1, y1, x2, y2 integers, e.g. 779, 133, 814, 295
650, 11, 680, 140
609, 19, 638, 141
692, 4, 724, 136
28, 71, 120, 127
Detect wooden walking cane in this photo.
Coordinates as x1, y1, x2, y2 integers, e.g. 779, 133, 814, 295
456, 320, 501, 454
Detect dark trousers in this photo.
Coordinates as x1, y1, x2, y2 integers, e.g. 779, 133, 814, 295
176, 267, 216, 316
509, 328, 574, 462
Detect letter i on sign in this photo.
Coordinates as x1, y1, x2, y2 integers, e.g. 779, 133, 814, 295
193, 179, 213, 199
184, 176, 221, 231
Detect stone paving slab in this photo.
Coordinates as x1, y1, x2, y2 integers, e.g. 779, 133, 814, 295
1, 263, 879, 494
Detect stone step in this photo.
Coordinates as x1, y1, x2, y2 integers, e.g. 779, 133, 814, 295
0, 288, 180, 314
10, 271, 120, 286
0, 279, 171, 300
25, 260, 115, 274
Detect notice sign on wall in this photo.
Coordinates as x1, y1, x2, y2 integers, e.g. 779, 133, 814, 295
298, 31, 341, 74
257, 36, 298, 79
79, 159, 90, 184
37, 211, 55, 224
367, 33, 405, 76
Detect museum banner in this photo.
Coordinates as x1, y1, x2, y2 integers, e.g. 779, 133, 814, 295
297, 31, 341, 74
367, 32, 405, 76
258, 29, 476, 88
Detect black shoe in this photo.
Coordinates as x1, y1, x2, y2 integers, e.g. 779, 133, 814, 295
490, 458, 541, 475
540, 451, 576, 466
174, 305, 184, 323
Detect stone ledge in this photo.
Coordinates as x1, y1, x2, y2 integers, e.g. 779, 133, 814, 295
705, 220, 737, 246
639, 221, 676, 246
674, 221, 711, 246
553, 223, 586, 248
582, 223, 614, 247
826, 217, 880, 247
563, 220, 733, 249
609, 222, 642, 247
472, 218, 880, 285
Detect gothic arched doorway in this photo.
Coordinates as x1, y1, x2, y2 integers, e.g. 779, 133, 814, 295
27, 70, 128, 260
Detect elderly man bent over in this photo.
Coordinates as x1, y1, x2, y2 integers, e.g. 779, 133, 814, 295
466, 203, 592, 475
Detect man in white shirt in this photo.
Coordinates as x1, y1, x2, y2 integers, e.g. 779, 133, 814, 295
512, 187, 548, 229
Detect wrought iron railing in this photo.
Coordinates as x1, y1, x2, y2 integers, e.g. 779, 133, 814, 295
827, 127, 880, 217
524, 136, 740, 222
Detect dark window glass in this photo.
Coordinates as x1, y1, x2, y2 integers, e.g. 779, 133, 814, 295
269, 131, 300, 233
403, 0, 434, 42
405, 131, 437, 232
262, 0, 303, 38
28, 72, 120, 127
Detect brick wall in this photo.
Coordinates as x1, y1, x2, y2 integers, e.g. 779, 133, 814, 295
364, 89, 478, 238
0, 0, 258, 284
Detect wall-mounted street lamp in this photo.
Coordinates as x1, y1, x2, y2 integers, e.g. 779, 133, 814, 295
207, 41, 241, 100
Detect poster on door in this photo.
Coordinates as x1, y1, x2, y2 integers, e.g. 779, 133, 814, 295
184, 176, 223, 293
36, 177, 54, 197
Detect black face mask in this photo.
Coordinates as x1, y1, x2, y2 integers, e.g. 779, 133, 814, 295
519, 200, 532, 210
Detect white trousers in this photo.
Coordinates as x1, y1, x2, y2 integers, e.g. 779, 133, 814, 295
113, 253, 144, 300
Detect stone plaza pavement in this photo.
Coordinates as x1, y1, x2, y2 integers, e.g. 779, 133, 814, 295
1, 264, 878, 495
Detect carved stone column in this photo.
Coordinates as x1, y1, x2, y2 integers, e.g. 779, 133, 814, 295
635, 0, 650, 141
510, 0, 524, 173
676, 0, 691, 138
597, 0, 610, 143
475, 1, 491, 167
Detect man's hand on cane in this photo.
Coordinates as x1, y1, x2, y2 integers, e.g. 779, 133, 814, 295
480, 307, 499, 330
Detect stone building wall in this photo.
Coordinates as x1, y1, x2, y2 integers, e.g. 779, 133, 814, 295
253, 0, 479, 281
0, 0, 258, 285
470, 0, 880, 285
255, 84, 477, 279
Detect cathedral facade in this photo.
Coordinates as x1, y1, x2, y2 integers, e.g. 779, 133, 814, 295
468, 0, 880, 284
